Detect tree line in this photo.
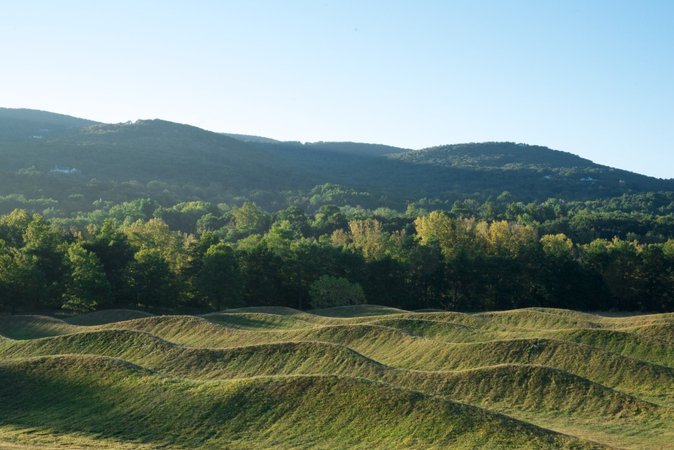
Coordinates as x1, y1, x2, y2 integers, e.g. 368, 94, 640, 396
1, 203, 674, 314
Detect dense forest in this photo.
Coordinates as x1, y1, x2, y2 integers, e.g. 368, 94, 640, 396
2, 198, 674, 314
1, 108, 674, 314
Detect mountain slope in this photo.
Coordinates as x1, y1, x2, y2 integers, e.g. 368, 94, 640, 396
0, 116, 309, 187
388, 142, 672, 198
0, 108, 672, 214
0, 108, 96, 142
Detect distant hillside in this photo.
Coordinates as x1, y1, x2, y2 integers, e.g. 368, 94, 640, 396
221, 132, 281, 144
0, 108, 96, 128
396, 142, 595, 170
50, 119, 302, 186
0, 108, 97, 141
0, 108, 672, 213
253, 140, 672, 202
0, 111, 316, 209
302, 141, 407, 156
224, 134, 407, 156
388, 142, 672, 199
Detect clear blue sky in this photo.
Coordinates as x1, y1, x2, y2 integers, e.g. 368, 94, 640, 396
1, 1, 673, 178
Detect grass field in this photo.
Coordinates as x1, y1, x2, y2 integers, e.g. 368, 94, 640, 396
0, 306, 673, 449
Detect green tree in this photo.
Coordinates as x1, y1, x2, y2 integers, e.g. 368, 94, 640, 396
540, 233, 574, 259
275, 205, 309, 236
84, 220, 136, 308
0, 209, 32, 247
154, 201, 216, 234
108, 198, 159, 224
264, 220, 299, 256
123, 218, 190, 272
62, 243, 111, 312
22, 214, 67, 306
196, 243, 242, 310
126, 249, 178, 308
311, 205, 348, 236
231, 202, 270, 235
0, 242, 46, 313
581, 238, 643, 310
308, 275, 366, 308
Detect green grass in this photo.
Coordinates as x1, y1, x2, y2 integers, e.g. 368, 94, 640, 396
201, 311, 318, 329
0, 355, 597, 449
0, 315, 78, 339
1, 306, 673, 448
64, 309, 153, 326
310, 304, 409, 317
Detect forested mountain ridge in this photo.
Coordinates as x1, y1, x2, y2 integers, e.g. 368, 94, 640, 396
395, 142, 596, 170
386, 141, 672, 201
0, 113, 307, 187
0, 108, 96, 141
0, 108, 672, 217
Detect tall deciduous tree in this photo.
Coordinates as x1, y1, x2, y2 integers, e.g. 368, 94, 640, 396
196, 243, 242, 310
84, 220, 135, 307
62, 243, 111, 312
348, 219, 387, 261
231, 202, 270, 235
126, 249, 178, 308
0, 241, 46, 313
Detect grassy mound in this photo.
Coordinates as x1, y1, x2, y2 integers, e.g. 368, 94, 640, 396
550, 328, 674, 367
0, 329, 175, 365
3, 327, 668, 424
472, 309, 599, 331
371, 317, 497, 342
201, 311, 319, 329
626, 322, 674, 344
0, 329, 387, 380
97, 315, 237, 346
389, 364, 664, 419
0, 315, 78, 339
3, 306, 673, 448
310, 304, 409, 317
224, 306, 309, 315
0, 356, 599, 449
377, 338, 674, 401
228, 325, 674, 399
65, 309, 153, 325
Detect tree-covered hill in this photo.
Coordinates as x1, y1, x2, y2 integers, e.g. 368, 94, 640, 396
0, 107, 96, 141
0, 108, 672, 215
0, 114, 309, 188
395, 142, 596, 170
242, 140, 674, 203
387, 142, 673, 199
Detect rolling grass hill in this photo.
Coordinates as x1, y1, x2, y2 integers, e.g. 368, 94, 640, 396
0, 355, 597, 450
1, 306, 673, 448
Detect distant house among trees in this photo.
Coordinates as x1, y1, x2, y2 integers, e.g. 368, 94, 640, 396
49, 166, 81, 175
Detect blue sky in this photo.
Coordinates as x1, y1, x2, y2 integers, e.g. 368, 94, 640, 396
1, 1, 673, 178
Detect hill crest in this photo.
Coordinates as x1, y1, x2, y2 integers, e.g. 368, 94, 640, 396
1, 107, 672, 212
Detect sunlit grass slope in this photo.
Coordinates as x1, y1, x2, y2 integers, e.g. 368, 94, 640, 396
0, 356, 596, 449
1, 305, 673, 448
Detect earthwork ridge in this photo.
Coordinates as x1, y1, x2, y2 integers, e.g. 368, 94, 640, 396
0, 306, 673, 449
